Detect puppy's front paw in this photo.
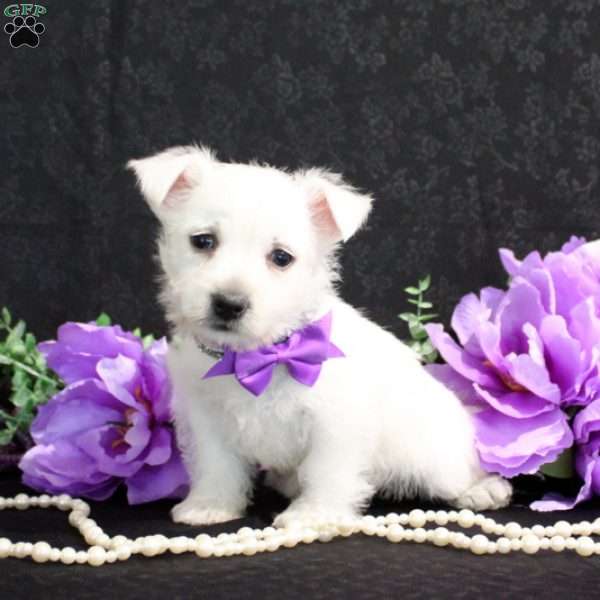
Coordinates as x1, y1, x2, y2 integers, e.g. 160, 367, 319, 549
171, 499, 243, 525
274, 505, 358, 529
452, 475, 512, 511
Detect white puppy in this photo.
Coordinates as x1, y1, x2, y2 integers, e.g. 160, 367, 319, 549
128, 146, 511, 527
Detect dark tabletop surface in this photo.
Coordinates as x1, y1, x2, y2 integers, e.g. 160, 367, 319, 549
0, 470, 597, 600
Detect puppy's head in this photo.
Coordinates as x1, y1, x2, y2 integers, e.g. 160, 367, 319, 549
129, 146, 372, 350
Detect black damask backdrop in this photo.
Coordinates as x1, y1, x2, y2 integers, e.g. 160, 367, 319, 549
2, 3, 600, 597
1, 0, 600, 340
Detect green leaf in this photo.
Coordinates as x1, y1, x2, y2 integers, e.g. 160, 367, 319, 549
6, 320, 26, 346
404, 286, 420, 295
0, 408, 17, 424
24, 332, 37, 353
409, 324, 429, 341
96, 313, 112, 326
0, 353, 12, 365
1, 307, 11, 326
417, 301, 433, 309
132, 327, 142, 338
10, 385, 32, 408
418, 275, 431, 291
422, 349, 439, 364
539, 447, 574, 479
0, 426, 16, 446
33, 354, 47, 372
11, 367, 30, 389
420, 340, 434, 354
407, 299, 420, 305
398, 312, 418, 323
34, 376, 54, 393
10, 341, 26, 358
142, 334, 156, 349
15, 402, 36, 428
417, 314, 439, 323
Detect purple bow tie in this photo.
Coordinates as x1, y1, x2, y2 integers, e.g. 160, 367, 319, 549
202, 312, 344, 396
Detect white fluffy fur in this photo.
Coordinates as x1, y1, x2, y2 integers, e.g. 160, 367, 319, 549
128, 146, 512, 527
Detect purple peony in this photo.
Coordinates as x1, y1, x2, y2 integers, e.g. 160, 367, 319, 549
426, 237, 600, 510
535, 400, 600, 510
37, 322, 144, 384
19, 323, 189, 504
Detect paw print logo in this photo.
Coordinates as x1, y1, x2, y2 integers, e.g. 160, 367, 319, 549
4, 15, 45, 48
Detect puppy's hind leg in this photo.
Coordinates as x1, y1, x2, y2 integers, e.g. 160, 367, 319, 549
423, 453, 512, 511
451, 475, 512, 511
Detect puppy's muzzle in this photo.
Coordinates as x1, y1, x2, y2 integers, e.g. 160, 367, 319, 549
211, 293, 250, 323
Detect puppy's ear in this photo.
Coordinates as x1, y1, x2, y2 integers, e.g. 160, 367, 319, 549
127, 145, 215, 215
294, 168, 373, 243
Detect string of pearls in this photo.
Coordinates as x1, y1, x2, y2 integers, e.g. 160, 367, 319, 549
1, 492, 599, 566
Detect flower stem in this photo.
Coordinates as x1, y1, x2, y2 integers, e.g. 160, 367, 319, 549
0, 353, 57, 386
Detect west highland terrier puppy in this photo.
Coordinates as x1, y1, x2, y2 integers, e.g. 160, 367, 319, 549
128, 146, 512, 527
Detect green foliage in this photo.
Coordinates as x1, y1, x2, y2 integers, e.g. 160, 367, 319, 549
130, 326, 156, 349
95, 312, 112, 326
399, 275, 439, 364
0, 307, 61, 446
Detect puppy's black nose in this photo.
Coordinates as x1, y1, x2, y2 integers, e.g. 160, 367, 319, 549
211, 294, 249, 322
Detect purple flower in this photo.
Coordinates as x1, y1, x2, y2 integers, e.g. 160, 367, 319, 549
38, 322, 143, 385
530, 399, 600, 511
426, 237, 600, 508
19, 324, 189, 504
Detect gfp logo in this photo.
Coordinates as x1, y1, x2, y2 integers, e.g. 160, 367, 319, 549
3, 4, 46, 48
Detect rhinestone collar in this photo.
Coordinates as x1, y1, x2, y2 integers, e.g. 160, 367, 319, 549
194, 333, 291, 360
196, 341, 225, 360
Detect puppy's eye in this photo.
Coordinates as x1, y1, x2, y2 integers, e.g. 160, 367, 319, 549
190, 233, 217, 251
269, 248, 294, 269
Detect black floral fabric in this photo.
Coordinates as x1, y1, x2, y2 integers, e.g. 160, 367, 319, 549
1, 0, 600, 340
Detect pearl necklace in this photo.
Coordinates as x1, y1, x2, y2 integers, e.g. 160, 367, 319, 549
1, 492, 599, 566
